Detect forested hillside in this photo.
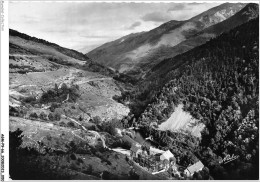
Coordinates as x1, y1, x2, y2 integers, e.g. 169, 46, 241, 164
136, 18, 259, 179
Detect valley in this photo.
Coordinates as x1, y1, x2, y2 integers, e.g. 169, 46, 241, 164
8, 2, 259, 181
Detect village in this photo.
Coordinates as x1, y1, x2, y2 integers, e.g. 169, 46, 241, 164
113, 128, 206, 179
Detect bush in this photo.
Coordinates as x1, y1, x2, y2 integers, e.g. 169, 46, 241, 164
121, 140, 132, 150
48, 113, 54, 121
67, 121, 75, 128
77, 157, 84, 164
50, 102, 59, 112
23, 96, 36, 103
87, 125, 99, 131
17, 70, 27, 74
87, 165, 93, 174
78, 115, 83, 121
39, 84, 80, 104
29, 112, 38, 119
9, 106, 19, 116
92, 116, 102, 125
39, 112, 47, 120
54, 112, 61, 121
102, 171, 112, 180
70, 162, 78, 170
59, 121, 66, 127
70, 153, 77, 160
101, 120, 120, 136
129, 169, 139, 180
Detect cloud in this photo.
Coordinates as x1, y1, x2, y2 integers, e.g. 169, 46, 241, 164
126, 21, 141, 30
79, 35, 115, 39
189, 3, 204, 5
20, 15, 40, 24
141, 12, 173, 22
167, 4, 187, 11
43, 28, 71, 34
9, 2, 222, 52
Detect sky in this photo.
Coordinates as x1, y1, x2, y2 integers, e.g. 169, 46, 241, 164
9, 1, 221, 53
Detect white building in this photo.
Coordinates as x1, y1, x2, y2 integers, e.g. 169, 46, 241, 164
184, 161, 204, 177
160, 150, 174, 161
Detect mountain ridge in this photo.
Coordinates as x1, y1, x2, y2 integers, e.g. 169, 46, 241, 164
86, 3, 247, 78
9, 29, 118, 77
10, 29, 90, 62
145, 3, 259, 81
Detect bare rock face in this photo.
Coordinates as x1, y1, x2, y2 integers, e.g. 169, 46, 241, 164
158, 104, 205, 138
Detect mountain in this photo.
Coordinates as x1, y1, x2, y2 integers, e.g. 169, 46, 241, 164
137, 17, 259, 180
9, 29, 130, 122
86, 3, 246, 78
10, 29, 90, 61
9, 29, 116, 77
145, 3, 259, 81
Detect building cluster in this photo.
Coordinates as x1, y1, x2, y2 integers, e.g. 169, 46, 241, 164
130, 142, 204, 177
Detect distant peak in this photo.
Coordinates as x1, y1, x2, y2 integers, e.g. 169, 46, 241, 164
190, 3, 247, 28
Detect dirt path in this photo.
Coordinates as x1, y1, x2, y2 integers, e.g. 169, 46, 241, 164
74, 77, 112, 85
61, 114, 109, 149
10, 54, 40, 57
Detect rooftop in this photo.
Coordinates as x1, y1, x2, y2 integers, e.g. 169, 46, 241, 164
186, 161, 204, 174
160, 150, 174, 160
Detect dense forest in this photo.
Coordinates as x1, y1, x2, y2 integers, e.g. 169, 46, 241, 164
132, 18, 259, 179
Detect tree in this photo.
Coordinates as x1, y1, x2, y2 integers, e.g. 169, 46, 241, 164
170, 157, 176, 165
39, 112, 47, 120
129, 168, 139, 180
9, 129, 24, 179
87, 164, 93, 174
54, 112, 61, 121
92, 116, 102, 125
101, 171, 111, 180
54, 83, 59, 94
70, 153, 77, 160
123, 119, 128, 128
9, 129, 23, 152
78, 115, 83, 121
50, 102, 59, 112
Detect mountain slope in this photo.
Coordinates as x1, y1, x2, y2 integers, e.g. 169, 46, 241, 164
201, 3, 259, 35
146, 3, 259, 81
10, 29, 90, 61
9, 29, 115, 77
137, 17, 259, 179
86, 3, 246, 78
9, 29, 130, 122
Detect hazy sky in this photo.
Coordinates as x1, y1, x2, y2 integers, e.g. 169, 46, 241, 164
9, 1, 221, 53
